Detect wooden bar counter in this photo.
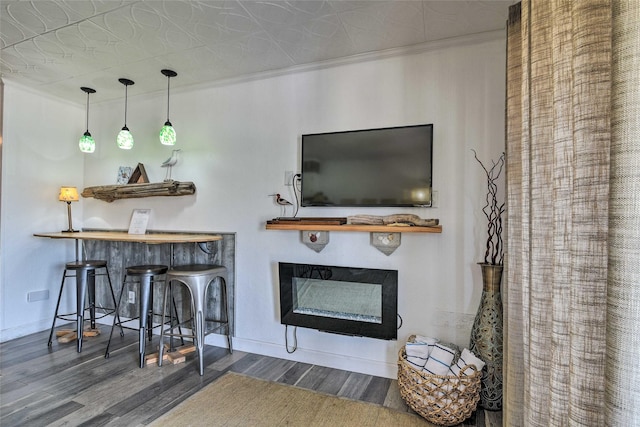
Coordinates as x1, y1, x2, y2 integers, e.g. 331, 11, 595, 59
34, 229, 236, 336
33, 231, 223, 244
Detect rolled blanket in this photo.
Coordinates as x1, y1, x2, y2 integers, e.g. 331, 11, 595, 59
405, 342, 431, 370
414, 335, 438, 355
423, 343, 456, 376
450, 348, 485, 376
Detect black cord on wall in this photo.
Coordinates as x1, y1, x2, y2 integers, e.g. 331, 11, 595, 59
292, 174, 301, 217
285, 325, 298, 353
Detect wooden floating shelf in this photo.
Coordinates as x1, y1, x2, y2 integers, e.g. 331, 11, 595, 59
82, 180, 196, 202
265, 223, 442, 233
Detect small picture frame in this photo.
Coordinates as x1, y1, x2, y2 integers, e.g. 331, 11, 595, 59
117, 166, 132, 184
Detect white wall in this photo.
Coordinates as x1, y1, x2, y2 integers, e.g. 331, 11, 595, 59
0, 33, 506, 378
0, 83, 84, 339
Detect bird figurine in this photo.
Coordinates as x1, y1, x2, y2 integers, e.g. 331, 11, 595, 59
161, 149, 181, 180
269, 193, 294, 216
270, 193, 293, 206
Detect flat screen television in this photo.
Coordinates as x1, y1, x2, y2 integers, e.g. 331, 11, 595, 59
301, 124, 433, 207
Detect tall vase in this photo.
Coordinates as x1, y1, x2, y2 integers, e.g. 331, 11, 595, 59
469, 263, 503, 411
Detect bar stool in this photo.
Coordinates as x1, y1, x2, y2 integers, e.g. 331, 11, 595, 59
105, 264, 170, 367
159, 264, 232, 375
48, 260, 121, 352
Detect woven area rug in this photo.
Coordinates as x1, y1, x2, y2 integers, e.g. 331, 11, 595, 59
150, 372, 432, 426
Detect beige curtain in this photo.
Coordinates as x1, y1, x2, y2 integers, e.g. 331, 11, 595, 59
504, 1, 639, 425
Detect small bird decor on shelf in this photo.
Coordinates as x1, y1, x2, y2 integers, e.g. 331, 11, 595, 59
161, 149, 181, 180
269, 193, 294, 216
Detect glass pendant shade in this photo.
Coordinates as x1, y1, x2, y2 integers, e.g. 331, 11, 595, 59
79, 131, 95, 153
117, 126, 134, 149
79, 87, 96, 153
160, 69, 177, 146
160, 121, 176, 145
117, 78, 135, 149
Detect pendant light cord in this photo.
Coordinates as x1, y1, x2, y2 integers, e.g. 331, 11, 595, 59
123, 84, 128, 127
85, 91, 90, 132
166, 75, 171, 122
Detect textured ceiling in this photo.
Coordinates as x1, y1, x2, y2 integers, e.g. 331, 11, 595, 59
1, 0, 513, 105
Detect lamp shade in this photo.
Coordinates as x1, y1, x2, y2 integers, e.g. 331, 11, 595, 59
160, 69, 177, 146
117, 78, 135, 150
79, 87, 96, 153
117, 126, 134, 149
79, 131, 95, 153
159, 121, 176, 145
59, 187, 79, 202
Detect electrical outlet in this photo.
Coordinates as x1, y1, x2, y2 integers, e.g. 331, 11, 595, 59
285, 171, 294, 186
128, 291, 136, 304
27, 290, 49, 302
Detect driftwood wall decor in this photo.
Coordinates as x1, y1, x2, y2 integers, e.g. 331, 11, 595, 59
82, 180, 196, 202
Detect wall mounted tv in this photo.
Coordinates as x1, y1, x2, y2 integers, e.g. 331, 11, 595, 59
301, 124, 433, 207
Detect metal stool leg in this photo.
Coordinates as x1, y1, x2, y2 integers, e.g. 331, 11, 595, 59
171, 291, 185, 346
105, 275, 128, 358
75, 267, 92, 352
104, 265, 124, 337
138, 274, 153, 368
88, 269, 96, 330
221, 277, 233, 353
147, 280, 155, 343
48, 269, 69, 347
158, 280, 170, 366
196, 309, 205, 376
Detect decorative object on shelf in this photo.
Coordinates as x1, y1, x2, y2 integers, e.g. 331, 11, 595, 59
116, 78, 135, 150
117, 166, 133, 184
79, 87, 96, 153
128, 163, 149, 184
270, 193, 293, 206
469, 150, 506, 411
348, 214, 439, 227
128, 208, 151, 234
370, 232, 401, 255
161, 150, 181, 180
269, 193, 294, 216
59, 186, 80, 232
82, 180, 196, 202
159, 69, 177, 146
300, 231, 329, 252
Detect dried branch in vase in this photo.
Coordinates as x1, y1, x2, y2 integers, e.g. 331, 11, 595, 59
472, 150, 505, 265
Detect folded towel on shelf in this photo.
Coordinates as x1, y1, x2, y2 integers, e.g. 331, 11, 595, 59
450, 348, 485, 376
423, 343, 457, 376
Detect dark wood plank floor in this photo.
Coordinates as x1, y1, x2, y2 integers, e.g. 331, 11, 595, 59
0, 328, 501, 426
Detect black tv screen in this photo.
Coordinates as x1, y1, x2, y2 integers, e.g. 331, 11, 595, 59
301, 124, 433, 207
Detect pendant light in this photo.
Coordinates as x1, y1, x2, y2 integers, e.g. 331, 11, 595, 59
79, 87, 96, 153
159, 69, 177, 146
117, 78, 135, 150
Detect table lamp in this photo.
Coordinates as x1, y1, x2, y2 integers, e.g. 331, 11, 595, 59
59, 186, 79, 232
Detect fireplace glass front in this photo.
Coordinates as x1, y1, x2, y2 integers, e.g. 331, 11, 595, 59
278, 263, 398, 340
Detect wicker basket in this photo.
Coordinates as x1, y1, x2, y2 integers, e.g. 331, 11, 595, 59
397, 347, 482, 426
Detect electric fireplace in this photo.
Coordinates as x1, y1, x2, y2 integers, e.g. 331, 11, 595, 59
278, 263, 398, 340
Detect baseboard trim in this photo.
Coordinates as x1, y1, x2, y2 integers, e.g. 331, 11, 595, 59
206, 334, 397, 379
2, 318, 397, 379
